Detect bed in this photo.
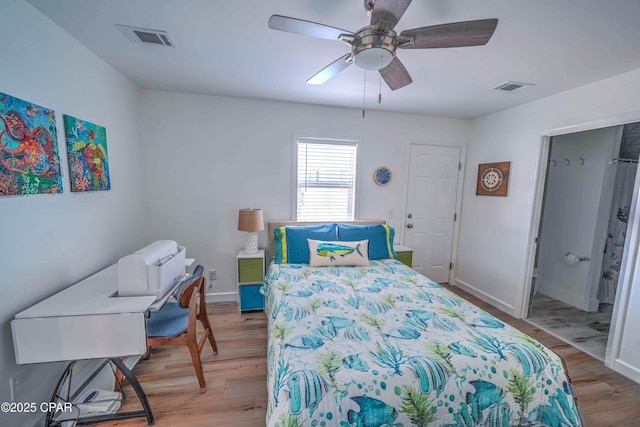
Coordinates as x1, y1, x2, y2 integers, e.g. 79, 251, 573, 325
261, 221, 583, 427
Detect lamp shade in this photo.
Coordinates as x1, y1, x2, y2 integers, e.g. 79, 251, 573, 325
237, 209, 264, 232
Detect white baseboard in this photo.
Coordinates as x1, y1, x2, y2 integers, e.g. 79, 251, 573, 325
453, 279, 516, 317
612, 359, 640, 384
206, 291, 238, 304
586, 298, 600, 312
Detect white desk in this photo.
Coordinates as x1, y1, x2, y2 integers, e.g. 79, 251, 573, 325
11, 258, 194, 426
12, 259, 194, 365
13, 264, 154, 364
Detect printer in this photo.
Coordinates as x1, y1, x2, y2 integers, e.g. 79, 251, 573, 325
118, 240, 186, 298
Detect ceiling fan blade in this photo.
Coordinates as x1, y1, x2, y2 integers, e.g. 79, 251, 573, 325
370, 0, 412, 30
399, 19, 498, 49
269, 15, 354, 41
306, 54, 353, 85
379, 56, 412, 90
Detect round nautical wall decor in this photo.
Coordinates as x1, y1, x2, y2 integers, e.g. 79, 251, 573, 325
373, 166, 392, 185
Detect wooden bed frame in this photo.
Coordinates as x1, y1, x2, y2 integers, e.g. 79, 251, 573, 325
266, 220, 385, 261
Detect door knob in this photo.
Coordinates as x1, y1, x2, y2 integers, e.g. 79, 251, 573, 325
408, 213, 413, 218
407, 223, 414, 229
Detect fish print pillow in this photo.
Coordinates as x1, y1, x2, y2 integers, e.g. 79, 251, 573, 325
308, 239, 370, 267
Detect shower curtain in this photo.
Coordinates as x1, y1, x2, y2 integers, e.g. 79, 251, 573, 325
598, 162, 638, 304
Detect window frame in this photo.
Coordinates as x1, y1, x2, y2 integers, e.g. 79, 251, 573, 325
292, 136, 360, 222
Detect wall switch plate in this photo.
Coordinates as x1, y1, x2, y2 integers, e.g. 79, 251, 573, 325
9, 369, 28, 401
208, 269, 216, 281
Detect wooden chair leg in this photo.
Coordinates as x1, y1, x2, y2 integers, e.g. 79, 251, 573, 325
207, 329, 218, 355
113, 356, 126, 389
187, 342, 206, 391
197, 307, 218, 355
199, 315, 218, 355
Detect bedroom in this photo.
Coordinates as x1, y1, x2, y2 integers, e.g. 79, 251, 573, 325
2, 0, 640, 426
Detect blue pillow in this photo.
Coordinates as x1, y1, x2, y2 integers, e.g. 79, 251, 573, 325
274, 224, 338, 264
337, 224, 398, 260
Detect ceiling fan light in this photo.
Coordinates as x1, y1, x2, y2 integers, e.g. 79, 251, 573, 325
351, 28, 397, 71
354, 47, 393, 70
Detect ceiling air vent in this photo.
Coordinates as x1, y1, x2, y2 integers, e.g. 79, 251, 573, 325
116, 24, 175, 47
493, 81, 534, 92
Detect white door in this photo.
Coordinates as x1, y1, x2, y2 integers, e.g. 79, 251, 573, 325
405, 144, 461, 283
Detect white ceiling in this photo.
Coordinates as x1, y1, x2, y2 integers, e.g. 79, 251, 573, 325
27, 0, 640, 119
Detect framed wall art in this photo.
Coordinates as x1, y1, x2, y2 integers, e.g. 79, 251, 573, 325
0, 92, 63, 196
476, 161, 510, 197
63, 115, 110, 192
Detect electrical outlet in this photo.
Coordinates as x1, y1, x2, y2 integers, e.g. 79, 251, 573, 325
208, 269, 216, 281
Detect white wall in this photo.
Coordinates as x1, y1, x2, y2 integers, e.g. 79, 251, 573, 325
456, 67, 640, 382
0, 1, 146, 425
537, 127, 619, 311
456, 67, 640, 317
137, 90, 469, 298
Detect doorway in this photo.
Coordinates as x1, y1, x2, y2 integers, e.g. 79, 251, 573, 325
527, 123, 639, 360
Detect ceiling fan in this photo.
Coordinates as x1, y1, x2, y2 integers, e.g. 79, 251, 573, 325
268, 0, 498, 90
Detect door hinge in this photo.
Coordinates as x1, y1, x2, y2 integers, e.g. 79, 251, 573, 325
458, 162, 462, 171
454, 213, 457, 222
535, 237, 540, 244
449, 262, 453, 270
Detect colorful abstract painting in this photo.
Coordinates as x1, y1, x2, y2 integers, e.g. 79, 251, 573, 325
63, 115, 110, 192
0, 92, 63, 196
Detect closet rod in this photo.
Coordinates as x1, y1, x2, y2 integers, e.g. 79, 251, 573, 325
610, 157, 639, 164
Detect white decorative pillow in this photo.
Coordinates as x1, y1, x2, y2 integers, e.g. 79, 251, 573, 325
308, 239, 370, 267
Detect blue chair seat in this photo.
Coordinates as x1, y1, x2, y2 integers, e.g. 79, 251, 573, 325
146, 302, 189, 338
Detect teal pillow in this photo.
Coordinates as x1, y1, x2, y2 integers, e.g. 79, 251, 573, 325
274, 224, 338, 264
337, 224, 398, 260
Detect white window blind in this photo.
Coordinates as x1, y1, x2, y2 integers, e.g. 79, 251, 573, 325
296, 139, 358, 221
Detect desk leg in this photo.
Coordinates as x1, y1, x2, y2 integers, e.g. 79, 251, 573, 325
47, 358, 155, 427
109, 357, 154, 425
75, 358, 155, 425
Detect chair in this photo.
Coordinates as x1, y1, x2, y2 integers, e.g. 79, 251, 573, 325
146, 265, 218, 390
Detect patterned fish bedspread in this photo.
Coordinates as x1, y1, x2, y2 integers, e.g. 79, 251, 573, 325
261, 259, 583, 427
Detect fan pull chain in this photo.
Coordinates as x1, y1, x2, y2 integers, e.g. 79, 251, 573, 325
362, 71, 367, 118
379, 55, 383, 104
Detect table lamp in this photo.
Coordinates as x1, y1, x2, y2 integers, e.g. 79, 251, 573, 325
237, 208, 264, 255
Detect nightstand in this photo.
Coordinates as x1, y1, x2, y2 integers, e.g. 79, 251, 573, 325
237, 250, 265, 312
394, 245, 413, 268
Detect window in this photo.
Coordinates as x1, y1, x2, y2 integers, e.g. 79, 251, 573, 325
296, 138, 358, 221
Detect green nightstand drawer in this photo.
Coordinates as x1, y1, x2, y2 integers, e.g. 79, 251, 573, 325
238, 258, 264, 283
239, 284, 264, 311
396, 251, 413, 267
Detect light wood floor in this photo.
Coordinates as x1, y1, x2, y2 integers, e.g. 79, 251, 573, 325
97, 285, 640, 427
